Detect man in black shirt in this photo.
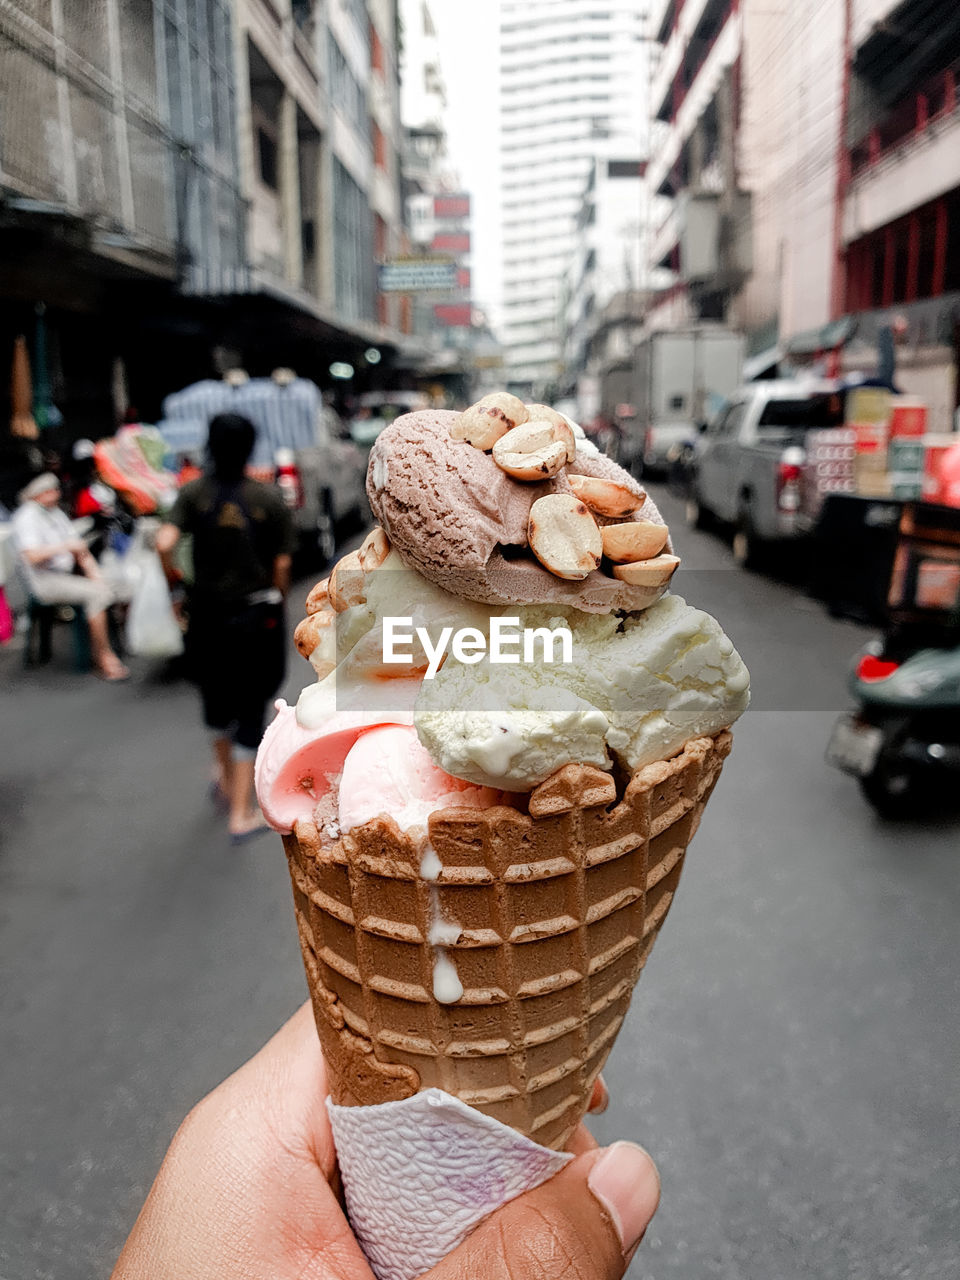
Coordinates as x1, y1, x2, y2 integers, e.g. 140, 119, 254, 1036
157, 414, 295, 843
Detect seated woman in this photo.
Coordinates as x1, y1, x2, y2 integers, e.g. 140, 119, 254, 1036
12, 472, 129, 680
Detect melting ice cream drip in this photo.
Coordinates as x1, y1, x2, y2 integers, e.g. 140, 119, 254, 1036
420, 841, 464, 1004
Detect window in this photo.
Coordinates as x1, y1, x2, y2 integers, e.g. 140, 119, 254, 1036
332, 159, 374, 322
257, 126, 277, 189
328, 36, 367, 137
757, 396, 844, 430
712, 402, 744, 436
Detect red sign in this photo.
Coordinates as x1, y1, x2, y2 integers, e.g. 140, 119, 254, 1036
456, 267, 471, 289
431, 232, 470, 253
434, 193, 470, 219
434, 303, 472, 327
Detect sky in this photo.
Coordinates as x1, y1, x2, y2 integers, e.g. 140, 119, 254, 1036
425, 0, 502, 326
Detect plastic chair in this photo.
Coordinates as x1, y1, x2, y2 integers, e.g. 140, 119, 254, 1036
23, 599, 92, 670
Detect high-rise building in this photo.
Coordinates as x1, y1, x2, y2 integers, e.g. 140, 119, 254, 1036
498, 0, 648, 398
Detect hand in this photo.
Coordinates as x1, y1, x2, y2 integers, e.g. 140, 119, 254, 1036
65, 538, 89, 557
112, 1003, 660, 1280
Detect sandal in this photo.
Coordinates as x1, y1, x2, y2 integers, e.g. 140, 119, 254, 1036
229, 816, 271, 846
97, 659, 130, 682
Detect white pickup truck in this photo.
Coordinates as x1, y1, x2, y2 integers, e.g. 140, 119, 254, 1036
686, 380, 846, 566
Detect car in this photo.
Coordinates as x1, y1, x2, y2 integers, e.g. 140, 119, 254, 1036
348, 391, 430, 451
686, 379, 845, 567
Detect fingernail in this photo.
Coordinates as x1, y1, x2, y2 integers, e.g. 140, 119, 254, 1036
588, 1074, 609, 1114
587, 1141, 661, 1255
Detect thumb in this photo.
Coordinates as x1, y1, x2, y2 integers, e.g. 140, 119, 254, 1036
430, 1142, 660, 1280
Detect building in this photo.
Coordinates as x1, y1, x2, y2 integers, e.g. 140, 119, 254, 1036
645, 0, 960, 429
0, 0, 413, 440
213, 0, 410, 374
645, 0, 753, 333
397, 0, 498, 400
498, 0, 648, 398
839, 0, 960, 428
0, 0, 246, 433
560, 154, 647, 422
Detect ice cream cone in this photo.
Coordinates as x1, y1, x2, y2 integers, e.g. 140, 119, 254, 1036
285, 730, 732, 1152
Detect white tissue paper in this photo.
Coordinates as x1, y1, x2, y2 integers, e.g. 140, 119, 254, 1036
328, 1089, 573, 1280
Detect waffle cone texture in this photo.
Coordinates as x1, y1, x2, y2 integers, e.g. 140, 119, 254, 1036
285, 730, 732, 1151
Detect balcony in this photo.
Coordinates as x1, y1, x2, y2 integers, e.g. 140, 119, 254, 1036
844, 105, 960, 241
646, 7, 741, 198
650, 203, 681, 270
650, 0, 712, 122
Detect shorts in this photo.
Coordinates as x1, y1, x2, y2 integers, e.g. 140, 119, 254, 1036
29, 570, 113, 617
187, 599, 286, 752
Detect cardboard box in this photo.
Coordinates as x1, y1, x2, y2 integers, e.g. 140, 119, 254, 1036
805, 428, 856, 492
855, 468, 893, 498
853, 422, 889, 456
922, 435, 960, 503
888, 440, 926, 498
845, 387, 891, 428
915, 560, 960, 610
889, 398, 927, 439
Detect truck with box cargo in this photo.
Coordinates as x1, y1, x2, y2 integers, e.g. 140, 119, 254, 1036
624, 326, 745, 477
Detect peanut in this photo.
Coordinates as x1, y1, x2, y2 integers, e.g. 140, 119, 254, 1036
524, 404, 576, 463
294, 609, 337, 678
611, 554, 680, 587
601, 520, 669, 563
450, 392, 529, 451
358, 525, 390, 572
305, 577, 330, 615
492, 421, 568, 481
328, 550, 366, 612
528, 494, 603, 580
566, 473, 645, 518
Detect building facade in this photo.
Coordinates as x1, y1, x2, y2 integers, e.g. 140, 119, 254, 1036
560, 154, 647, 422
839, 0, 960, 428
0, 0, 412, 438
645, 0, 960, 429
498, 0, 648, 398
0, 0, 247, 431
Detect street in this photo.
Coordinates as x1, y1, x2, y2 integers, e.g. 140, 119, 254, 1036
1, 486, 959, 1280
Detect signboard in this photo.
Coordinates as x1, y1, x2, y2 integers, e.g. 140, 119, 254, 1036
431, 232, 470, 254
434, 303, 473, 327
378, 259, 459, 293
434, 193, 470, 219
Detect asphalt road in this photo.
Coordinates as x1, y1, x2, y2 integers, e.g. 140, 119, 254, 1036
1, 486, 958, 1280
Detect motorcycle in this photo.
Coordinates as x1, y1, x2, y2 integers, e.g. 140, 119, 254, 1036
827, 499, 960, 817
827, 637, 960, 817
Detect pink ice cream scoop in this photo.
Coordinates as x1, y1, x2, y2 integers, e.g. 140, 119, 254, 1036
255, 700, 415, 834
338, 725, 505, 835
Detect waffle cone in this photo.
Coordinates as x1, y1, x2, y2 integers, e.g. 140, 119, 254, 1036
285, 730, 732, 1151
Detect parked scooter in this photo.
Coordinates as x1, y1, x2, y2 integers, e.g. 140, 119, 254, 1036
827, 499, 960, 817
827, 636, 960, 817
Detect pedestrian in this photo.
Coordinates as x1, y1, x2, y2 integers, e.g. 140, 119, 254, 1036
156, 413, 295, 844
11, 472, 129, 680
110, 1002, 660, 1280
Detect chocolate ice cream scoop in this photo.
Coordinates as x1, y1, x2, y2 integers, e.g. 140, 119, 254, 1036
366, 409, 670, 612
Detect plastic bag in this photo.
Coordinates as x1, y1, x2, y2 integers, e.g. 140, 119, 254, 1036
124, 550, 184, 658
